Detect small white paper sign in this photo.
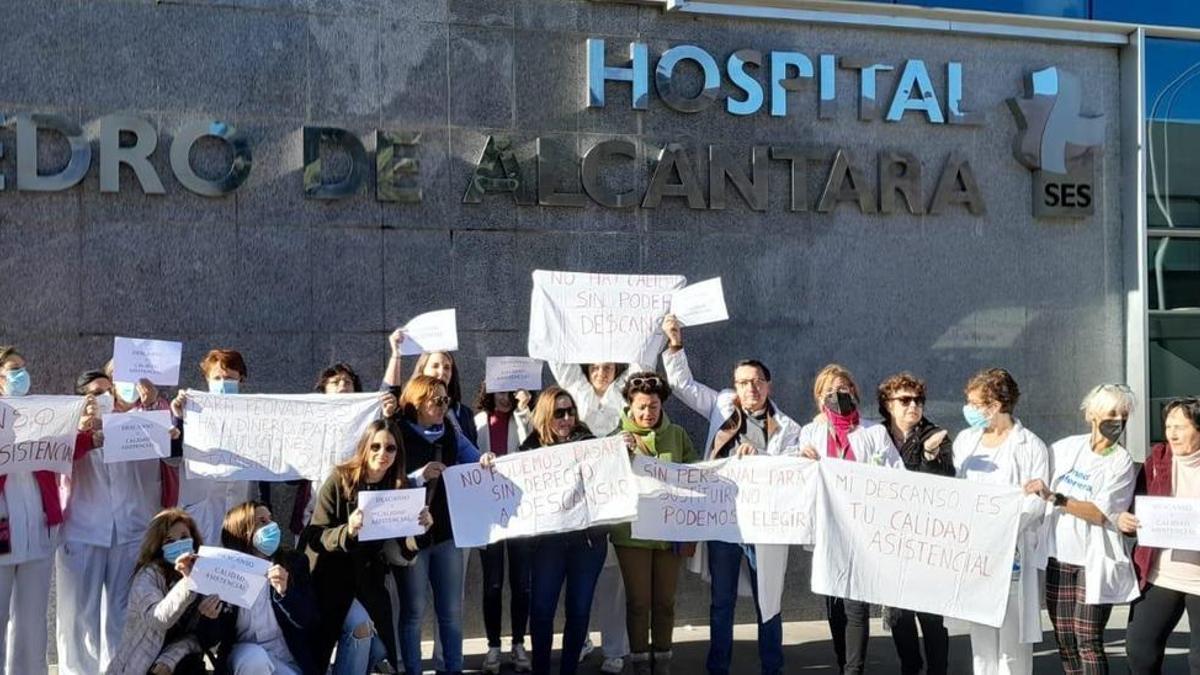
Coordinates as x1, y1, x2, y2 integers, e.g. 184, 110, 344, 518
400, 309, 458, 356
670, 277, 729, 327
1135, 496, 1200, 551
113, 337, 184, 386
102, 410, 173, 463
485, 357, 543, 393
358, 489, 426, 541
187, 545, 271, 609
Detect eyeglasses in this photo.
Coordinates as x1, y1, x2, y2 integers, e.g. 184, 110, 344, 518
553, 406, 577, 420
890, 396, 926, 407
629, 376, 663, 389
429, 395, 452, 407
369, 442, 398, 454
735, 378, 766, 388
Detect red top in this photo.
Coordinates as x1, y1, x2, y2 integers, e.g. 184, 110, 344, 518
1132, 442, 1174, 590
489, 410, 512, 456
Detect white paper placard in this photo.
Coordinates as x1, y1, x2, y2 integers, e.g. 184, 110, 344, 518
1135, 496, 1200, 551
485, 357, 543, 393
0, 396, 87, 476
102, 410, 173, 463
113, 337, 183, 386
358, 489, 427, 541
669, 277, 729, 327
187, 545, 271, 609
399, 309, 459, 356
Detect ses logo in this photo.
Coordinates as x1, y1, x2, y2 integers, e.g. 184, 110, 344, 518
1007, 67, 1104, 218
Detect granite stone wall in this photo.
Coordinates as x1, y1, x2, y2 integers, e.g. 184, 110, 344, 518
1, 0, 1124, 639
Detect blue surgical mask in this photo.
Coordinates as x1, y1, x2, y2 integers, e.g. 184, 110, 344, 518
208, 379, 239, 395
252, 522, 281, 557
162, 538, 194, 564
962, 404, 991, 430
4, 368, 30, 397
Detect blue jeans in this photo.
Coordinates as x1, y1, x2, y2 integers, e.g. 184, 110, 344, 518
529, 531, 608, 675
333, 599, 388, 675
706, 541, 783, 675
395, 539, 465, 674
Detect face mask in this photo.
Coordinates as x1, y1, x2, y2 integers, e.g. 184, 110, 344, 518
1098, 419, 1126, 444
252, 522, 281, 557
94, 392, 115, 416
115, 381, 137, 403
4, 368, 30, 397
208, 379, 239, 395
162, 538, 194, 564
824, 391, 857, 416
962, 404, 991, 430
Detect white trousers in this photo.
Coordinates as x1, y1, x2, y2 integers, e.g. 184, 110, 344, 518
229, 642, 303, 675
0, 557, 52, 674
968, 582, 1033, 675
594, 550, 630, 659
54, 537, 140, 675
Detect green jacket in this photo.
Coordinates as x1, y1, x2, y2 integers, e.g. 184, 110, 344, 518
609, 408, 698, 549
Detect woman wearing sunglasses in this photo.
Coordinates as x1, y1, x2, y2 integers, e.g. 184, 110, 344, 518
612, 373, 697, 675
518, 386, 608, 675
876, 373, 954, 675
303, 419, 429, 674
393, 375, 481, 675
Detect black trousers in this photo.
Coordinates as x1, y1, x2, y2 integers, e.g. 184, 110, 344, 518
826, 596, 870, 674
890, 609, 949, 675
1126, 582, 1200, 674
481, 537, 533, 648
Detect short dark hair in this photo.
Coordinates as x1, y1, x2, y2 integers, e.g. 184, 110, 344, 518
877, 372, 926, 422
621, 371, 671, 403
1163, 397, 1200, 432
75, 370, 110, 395
314, 363, 362, 393
965, 368, 1020, 414
733, 359, 771, 382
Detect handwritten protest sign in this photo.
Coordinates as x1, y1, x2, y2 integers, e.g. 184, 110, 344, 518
102, 410, 172, 463
527, 270, 686, 366
359, 489, 426, 541
113, 337, 183, 386
1135, 496, 1200, 551
669, 277, 729, 327
631, 455, 817, 545
485, 357, 543, 393
188, 545, 271, 609
399, 309, 458, 356
183, 392, 381, 482
0, 396, 86, 476
811, 460, 1023, 627
444, 436, 637, 547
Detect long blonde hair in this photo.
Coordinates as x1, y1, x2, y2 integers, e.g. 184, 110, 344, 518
531, 386, 587, 445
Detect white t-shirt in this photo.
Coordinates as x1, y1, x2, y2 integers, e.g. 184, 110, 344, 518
1045, 434, 1135, 566
235, 580, 298, 668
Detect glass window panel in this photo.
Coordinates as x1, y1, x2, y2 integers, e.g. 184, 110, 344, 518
897, 0, 1086, 18
1147, 237, 1200, 311
1149, 314, 1200, 442
1094, 0, 1200, 29
1146, 39, 1200, 229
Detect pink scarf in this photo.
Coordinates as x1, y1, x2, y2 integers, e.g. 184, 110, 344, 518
825, 408, 860, 461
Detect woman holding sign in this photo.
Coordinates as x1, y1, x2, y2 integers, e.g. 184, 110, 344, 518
797, 364, 902, 675
383, 329, 478, 445
1119, 397, 1200, 674
612, 372, 697, 675
1026, 384, 1138, 675
952, 368, 1049, 675
519, 386, 609, 675
0, 345, 101, 675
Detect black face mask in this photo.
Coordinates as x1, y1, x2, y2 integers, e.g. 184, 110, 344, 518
1098, 419, 1126, 444
824, 391, 857, 416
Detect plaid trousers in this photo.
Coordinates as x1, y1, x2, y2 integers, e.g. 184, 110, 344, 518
1046, 558, 1114, 674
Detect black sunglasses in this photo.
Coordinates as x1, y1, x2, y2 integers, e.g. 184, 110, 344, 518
553, 406, 577, 420
429, 395, 452, 407
369, 442, 399, 454
890, 396, 926, 407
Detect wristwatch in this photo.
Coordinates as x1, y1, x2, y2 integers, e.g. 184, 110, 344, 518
1053, 492, 1068, 508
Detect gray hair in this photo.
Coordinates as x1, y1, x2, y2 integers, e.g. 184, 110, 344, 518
1079, 384, 1136, 418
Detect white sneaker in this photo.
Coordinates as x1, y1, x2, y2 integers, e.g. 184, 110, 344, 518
601, 656, 626, 673
579, 636, 596, 662
512, 643, 532, 672
482, 646, 502, 674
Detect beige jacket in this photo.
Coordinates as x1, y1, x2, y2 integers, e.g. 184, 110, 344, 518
105, 565, 202, 675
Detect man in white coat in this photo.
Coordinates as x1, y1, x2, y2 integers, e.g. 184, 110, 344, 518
660, 315, 801, 675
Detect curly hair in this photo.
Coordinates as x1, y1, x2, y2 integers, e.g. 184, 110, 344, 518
964, 368, 1020, 414
876, 372, 926, 422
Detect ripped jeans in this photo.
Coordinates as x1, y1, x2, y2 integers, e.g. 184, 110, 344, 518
333, 599, 389, 675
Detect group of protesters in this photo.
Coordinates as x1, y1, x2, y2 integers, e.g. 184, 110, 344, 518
0, 310, 1196, 675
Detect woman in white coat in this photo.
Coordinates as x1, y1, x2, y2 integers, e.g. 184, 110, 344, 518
952, 368, 1049, 675
1027, 383, 1138, 675
548, 360, 637, 673
797, 364, 902, 675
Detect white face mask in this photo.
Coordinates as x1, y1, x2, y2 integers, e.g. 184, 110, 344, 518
94, 393, 115, 416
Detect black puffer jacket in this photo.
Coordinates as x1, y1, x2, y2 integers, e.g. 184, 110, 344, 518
893, 417, 955, 476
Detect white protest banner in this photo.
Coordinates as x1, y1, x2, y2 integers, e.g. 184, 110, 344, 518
183, 392, 381, 482
811, 460, 1023, 628
527, 270, 686, 366
102, 410, 173, 463
1135, 496, 1200, 551
630, 455, 818, 545
669, 277, 729, 327
0, 396, 86, 477
485, 357, 543, 393
359, 489, 427, 541
188, 545, 271, 609
112, 337, 183, 386
444, 435, 637, 547
399, 309, 458, 356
